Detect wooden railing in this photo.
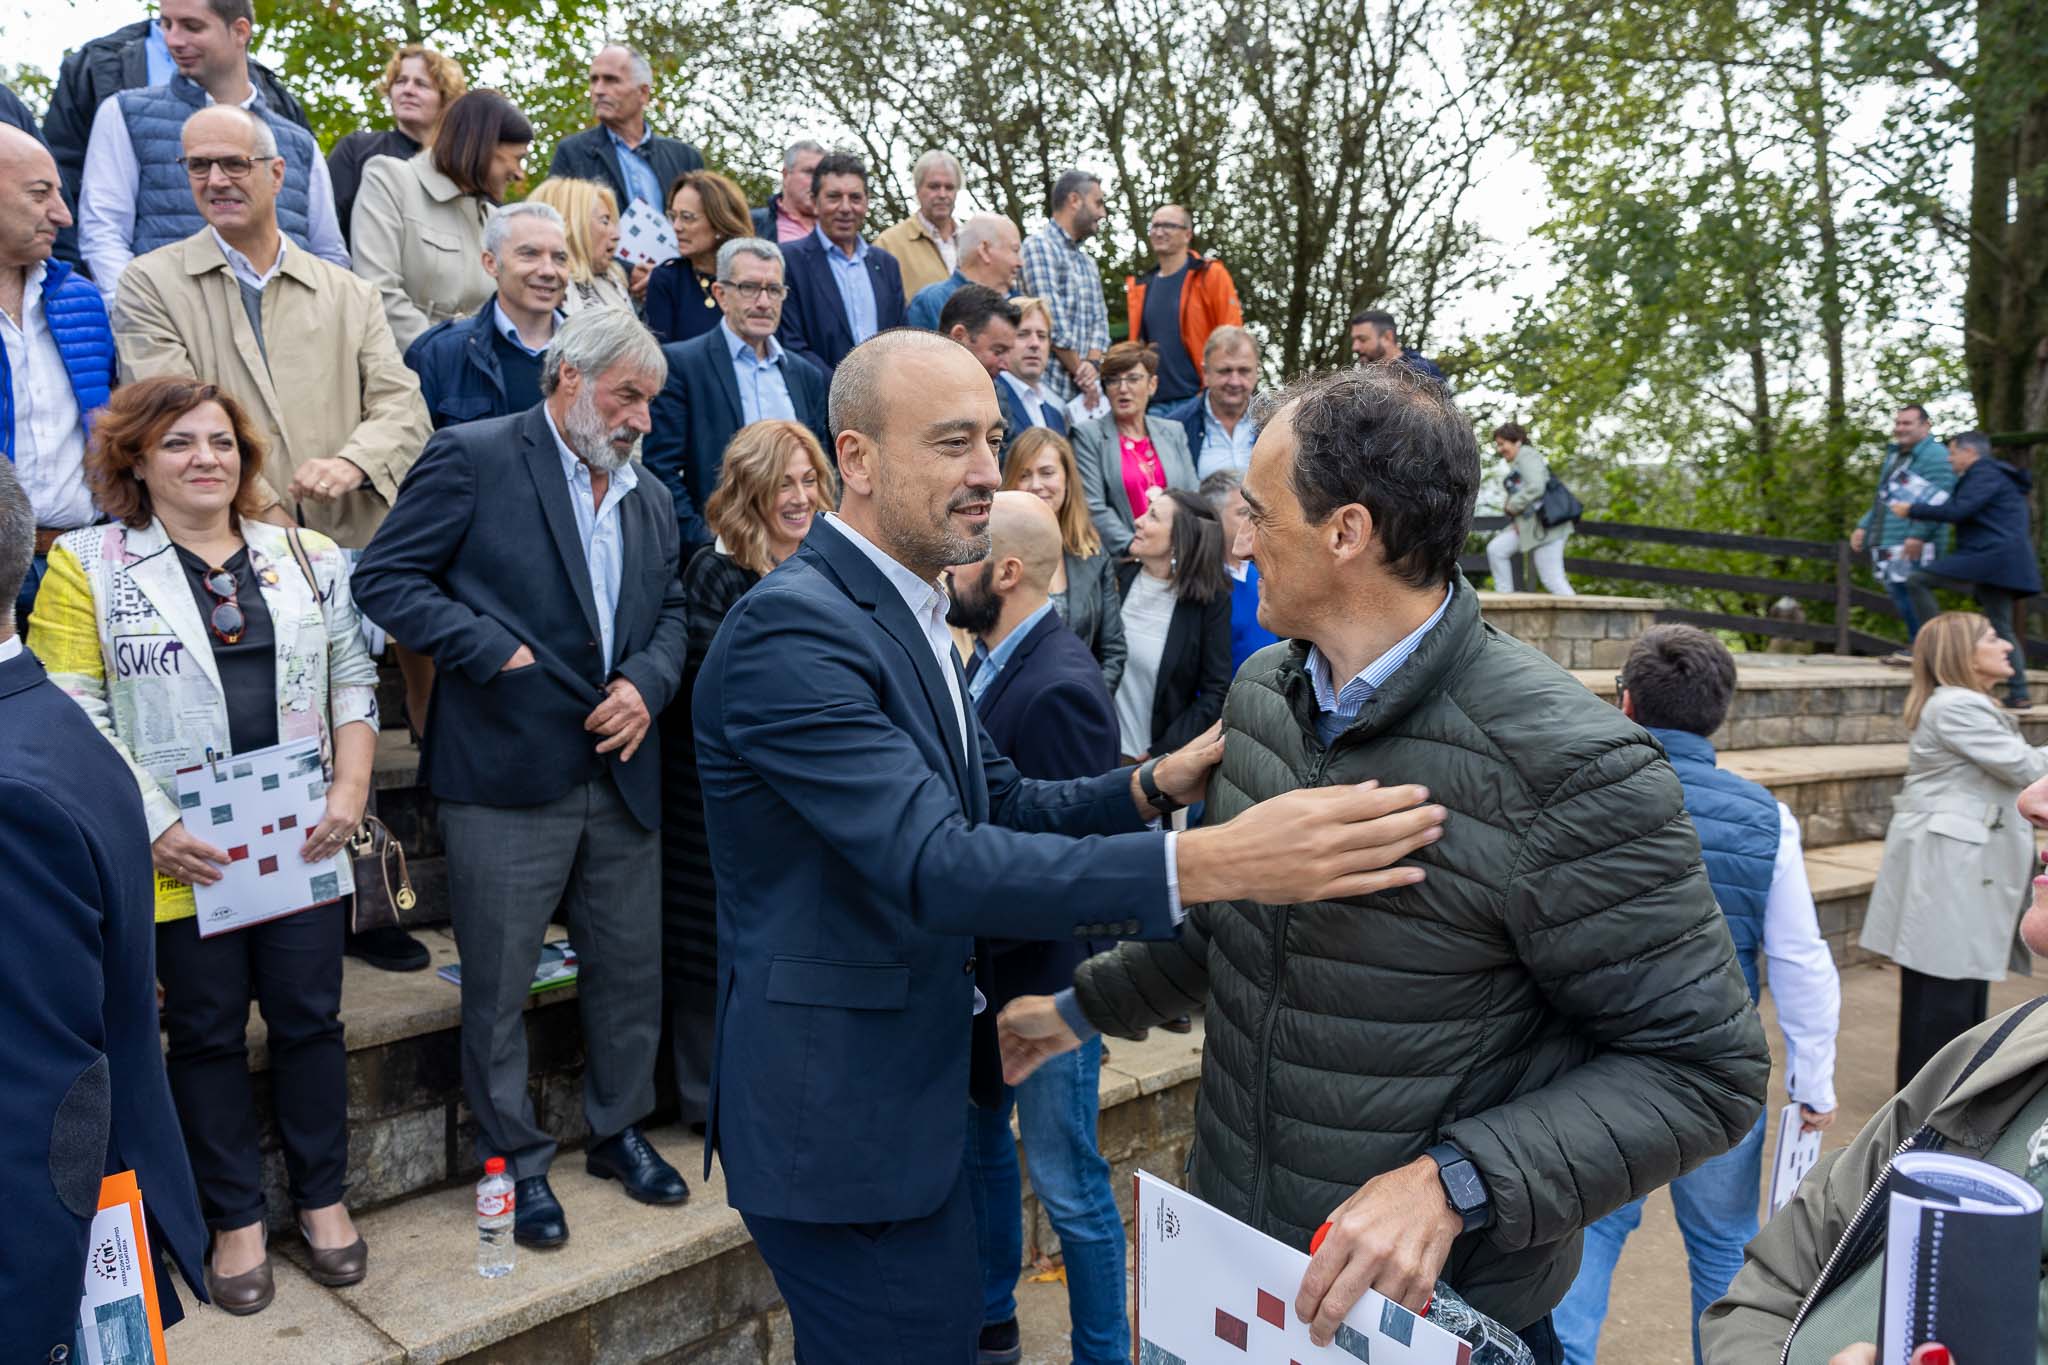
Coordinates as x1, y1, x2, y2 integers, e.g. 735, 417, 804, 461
1462, 515, 2048, 662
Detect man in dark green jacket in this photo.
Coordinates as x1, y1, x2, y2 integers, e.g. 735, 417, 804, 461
1000, 366, 1770, 1361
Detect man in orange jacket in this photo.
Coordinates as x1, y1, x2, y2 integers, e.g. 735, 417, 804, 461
1124, 204, 1242, 407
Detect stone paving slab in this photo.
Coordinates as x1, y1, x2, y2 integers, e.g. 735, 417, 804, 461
169, 1250, 402, 1365
1722, 743, 1907, 785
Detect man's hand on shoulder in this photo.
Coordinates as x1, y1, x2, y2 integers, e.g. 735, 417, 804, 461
1294, 1155, 1460, 1347
1176, 781, 1445, 906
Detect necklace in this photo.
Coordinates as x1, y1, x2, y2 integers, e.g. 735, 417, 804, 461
694, 268, 717, 311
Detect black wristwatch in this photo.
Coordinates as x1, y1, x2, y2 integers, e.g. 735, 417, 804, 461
1425, 1141, 1491, 1234
1136, 755, 1183, 816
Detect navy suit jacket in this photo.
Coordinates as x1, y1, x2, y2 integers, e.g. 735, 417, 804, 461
1, 649, 206, 1355
968, 611, 1122, 1013
996, 376, 1068, 471
694, 516, 1178, 1223
644, 326, 831, 551
353, 404, 688, 830
776, 233, 906, 378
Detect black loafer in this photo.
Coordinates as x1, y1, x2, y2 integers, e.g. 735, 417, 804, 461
977, 1317, 1022, 1365
345, 925, 431, 973
586, 1124, 690, 1205
512, 1175, 568, 1249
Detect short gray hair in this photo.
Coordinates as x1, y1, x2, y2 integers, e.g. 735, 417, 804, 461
483, 200, 565, 257
912, 149, 962, 188
716, 237, 783, 280
1199, 468, 1243, 513
955, 214, 1014, 259
597, 43, 652, 85
782, 139, 825, 172
0, 460, 32, 636
1204, 324, 1259, 364
541, 307, 666, 395
183, 105, 276, 158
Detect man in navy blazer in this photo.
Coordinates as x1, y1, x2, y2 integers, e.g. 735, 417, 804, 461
645, 237, 829, 551
355, 310, 693, 1248
775, 152, 905, 379
0, 463, 207, 1359
692, 330, 1451, 1361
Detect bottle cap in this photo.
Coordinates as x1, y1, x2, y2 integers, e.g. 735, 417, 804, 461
484, 1157, 506, 1175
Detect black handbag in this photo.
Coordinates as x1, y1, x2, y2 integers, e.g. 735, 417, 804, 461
1536, 476, 1583, 530
284, 529, 416, 932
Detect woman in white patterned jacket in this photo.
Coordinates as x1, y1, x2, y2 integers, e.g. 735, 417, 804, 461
30, 376, 378, 1316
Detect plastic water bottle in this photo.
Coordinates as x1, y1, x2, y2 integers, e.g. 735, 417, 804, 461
476, 1157, 515, 1278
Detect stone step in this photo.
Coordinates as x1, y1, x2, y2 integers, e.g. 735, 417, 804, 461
1479, 591, 1666, 669
167, 1027, 1206, 1365
1719, 743, 1915, 849
1570, 655, 2048, 752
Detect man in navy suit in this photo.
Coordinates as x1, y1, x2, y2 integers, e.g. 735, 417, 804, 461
693, 329, 1449, 1361
0, 461, 207, 1359
355, 309, 691, 1250
775, 151, 906, 378
645, 236, 829, 552
951, 491, 1129, 1365
995, 296, 1066, 469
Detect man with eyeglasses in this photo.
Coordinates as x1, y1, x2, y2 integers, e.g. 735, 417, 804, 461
76, 0, 347, 302
645, 236, 828, 552
1124, 203, 1241, 408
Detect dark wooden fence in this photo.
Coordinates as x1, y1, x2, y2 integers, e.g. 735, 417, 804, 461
1462, 515, 2048, 663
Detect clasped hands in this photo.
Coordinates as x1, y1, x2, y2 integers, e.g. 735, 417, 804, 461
501, 644, 653, 761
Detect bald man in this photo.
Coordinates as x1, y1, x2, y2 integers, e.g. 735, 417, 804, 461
948, 489, 1133, 1364
1, 123, 114, 636
692, 329, 1447, 1361
906, 212, 1024, 330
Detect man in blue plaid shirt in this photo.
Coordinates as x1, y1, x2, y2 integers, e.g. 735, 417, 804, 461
1019, 169, 1110, 406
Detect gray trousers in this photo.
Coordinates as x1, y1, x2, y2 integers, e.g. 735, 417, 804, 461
440, 778, 661, 1179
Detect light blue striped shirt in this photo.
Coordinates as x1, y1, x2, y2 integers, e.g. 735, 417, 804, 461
542, 403, 639, 672
1306, 586, 1453, 746
815, 225, 880, 345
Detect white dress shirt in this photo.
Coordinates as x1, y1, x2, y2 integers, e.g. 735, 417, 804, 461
999, 370, 1055, 429
0, 634, 21, 662
2, 263, 98, 530
1764, 802, 1842, 1112
79, 89, 350, 301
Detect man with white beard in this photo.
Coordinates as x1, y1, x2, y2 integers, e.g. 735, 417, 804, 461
354, 307, 691, 1250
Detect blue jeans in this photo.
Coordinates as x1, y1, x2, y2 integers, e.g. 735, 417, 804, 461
964, 1035, 1128, 1365
1551, 1111, 1766, 1365
1887, 577, 1922, 640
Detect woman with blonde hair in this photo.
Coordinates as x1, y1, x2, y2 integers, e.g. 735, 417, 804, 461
656, 420, 835, 1127
645, 169, 753, 344
1862, 609, 2048, 1086
526, 177, 635, 314
328, 44, 467, 249
1002, 427, 1125, 690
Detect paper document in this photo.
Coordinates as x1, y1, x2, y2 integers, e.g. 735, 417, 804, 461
1134, 1170, 1500, 1364
1877, 1150, 2042, 1363
74, 1171, 167, 1365
175, 735, 352, 937
616, 198, 680, 267
1767, 1103, 1823, 1215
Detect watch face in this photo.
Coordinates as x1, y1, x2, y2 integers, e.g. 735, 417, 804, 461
1443, 1160, 1485, 1211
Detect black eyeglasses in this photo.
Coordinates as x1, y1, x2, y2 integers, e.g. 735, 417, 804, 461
178, 155, 277, 182
721, 281, 788, 301
201, 567, 245, 644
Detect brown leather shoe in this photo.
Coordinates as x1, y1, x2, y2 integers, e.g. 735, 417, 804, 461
205, 1248, 275, 1316
299, 1219, 369, 1287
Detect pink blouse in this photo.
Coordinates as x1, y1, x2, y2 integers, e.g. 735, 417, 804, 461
1120, 432, 1165, 521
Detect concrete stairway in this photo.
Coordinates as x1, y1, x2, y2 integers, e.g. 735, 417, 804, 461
166, 593, 2047, 1362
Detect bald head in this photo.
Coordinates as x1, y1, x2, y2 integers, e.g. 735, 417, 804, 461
988, 490, 1063, 594
182, 105, 283, 240
0, 125, 70, 269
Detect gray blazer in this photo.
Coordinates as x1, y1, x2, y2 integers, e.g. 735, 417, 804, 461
1054, 549, 1128, 693
1071, 414, 1198, 557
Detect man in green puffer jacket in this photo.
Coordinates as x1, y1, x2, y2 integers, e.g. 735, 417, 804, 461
999, 366, 1770, 1361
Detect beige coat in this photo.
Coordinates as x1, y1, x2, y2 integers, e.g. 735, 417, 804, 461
872, 214, 953, 301
112, 229, 433, 549
1859, 684, 2048, 980
351, 150, 493, 352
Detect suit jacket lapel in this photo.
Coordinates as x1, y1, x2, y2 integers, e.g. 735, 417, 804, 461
974, 613, 1051, 721
520, 407, 604, 648
707, 334, 745, 431
123, 522, 223, 697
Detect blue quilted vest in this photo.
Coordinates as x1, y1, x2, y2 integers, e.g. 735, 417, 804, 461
116, 75, 314, 258
1650, 726, 1776, 1002
2, 259, 116, 464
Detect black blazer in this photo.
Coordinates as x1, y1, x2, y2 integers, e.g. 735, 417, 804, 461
968, 609, 1122, 1011
1117, 561, 1233, 752
776, 232, 907, 378
644, 325, 831, 550
546, 124, 704, 223
1, 650, 206, 1355
353, 404, 688, 829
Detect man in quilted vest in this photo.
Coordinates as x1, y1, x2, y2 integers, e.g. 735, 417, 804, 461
1553, 624, 1842, 1365
1, 124, 114, 636
1000, 365, 1769, 1362
75, 0, 347, 302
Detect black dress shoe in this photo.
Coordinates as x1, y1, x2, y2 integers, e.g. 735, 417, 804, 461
1162, 1013, 1194, 1034
977, 1317, 1022, 1365
586, 1124, 690, 1205
345, 924, 431, 972
513, 1175, 568, 1249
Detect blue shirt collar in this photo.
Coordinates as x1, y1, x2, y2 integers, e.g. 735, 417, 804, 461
814, 223, 868, 263
604, 122, 652, 152
721, 317, 784, 366
493, 299, 559, 356
973, 599, 1054, 685
1305, 584, 1453, 720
